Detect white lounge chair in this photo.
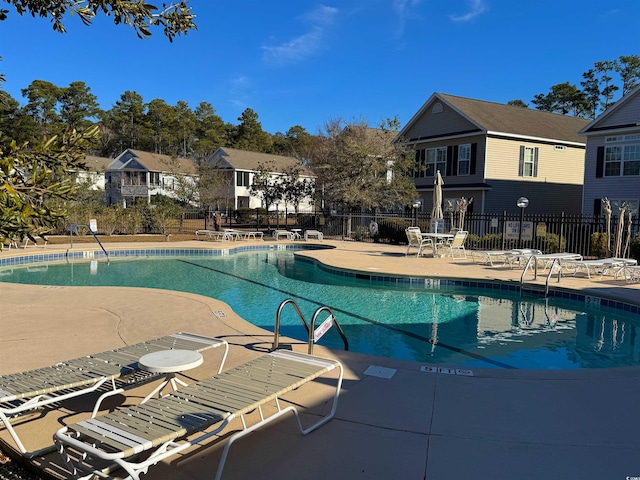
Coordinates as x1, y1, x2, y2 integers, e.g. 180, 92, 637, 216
273, 230, 294, 240
304, 229, 324, 241
503, 249, 543, 268
195, 230, 226, 241
562, 257, 637, 280
20, 235, 48, 248
0, 333, 228, 456
624, 265, 640, 283
470, 250, 511, 267
54, 350, 343, 480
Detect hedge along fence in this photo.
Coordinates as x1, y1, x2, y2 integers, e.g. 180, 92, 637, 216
55, 202, 188, 236
50, 203, 640, 262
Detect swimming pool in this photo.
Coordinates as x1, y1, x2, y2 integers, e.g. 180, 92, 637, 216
2, 249, 639, 370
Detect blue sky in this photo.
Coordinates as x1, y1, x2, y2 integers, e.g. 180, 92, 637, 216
0, 0, 638, 135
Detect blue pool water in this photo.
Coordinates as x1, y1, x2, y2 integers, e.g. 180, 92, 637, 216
2, 250, 639, 370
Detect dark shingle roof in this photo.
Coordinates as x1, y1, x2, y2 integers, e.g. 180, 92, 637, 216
82, 155, 114, 172
127, 149, 197, 175
402, 93, 590, 144
439, 94, 590, 143
212, 147, 313, 175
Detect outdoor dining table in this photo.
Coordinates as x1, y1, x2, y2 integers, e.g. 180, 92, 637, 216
421, 233, 453, 257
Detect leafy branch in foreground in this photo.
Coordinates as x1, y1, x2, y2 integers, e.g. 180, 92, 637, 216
0, 1, 197, 41
0, 126, 100, 242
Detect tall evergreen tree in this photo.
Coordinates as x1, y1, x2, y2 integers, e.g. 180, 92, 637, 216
144, 99, 176, 154
59, 81, 100, 130
231, 108, 272, 153
616, 55, 640, 95
21, 80, 61, 139
193, 102, 227, 161
110, 90, 146, 151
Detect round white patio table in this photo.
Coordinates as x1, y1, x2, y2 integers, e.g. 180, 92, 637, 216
138, 349, 203, 404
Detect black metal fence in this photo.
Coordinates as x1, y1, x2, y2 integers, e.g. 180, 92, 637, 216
79, 206, 639, 259
303, 210, 640, 259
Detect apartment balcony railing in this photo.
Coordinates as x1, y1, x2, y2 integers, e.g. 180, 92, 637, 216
121, 185, 149, 196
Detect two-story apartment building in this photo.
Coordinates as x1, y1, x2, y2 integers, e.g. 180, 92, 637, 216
396, 93, 590, 215
206, 147, 315, 212
106, 149, 197, 207
579, 85, 640, 217
76, 155, 113, 190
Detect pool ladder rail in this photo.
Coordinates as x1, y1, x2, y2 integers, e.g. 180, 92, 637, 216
520, 256, 562, 297
273, 299, 349, 355
519, 257, 562, 328
68, 223, 110, 264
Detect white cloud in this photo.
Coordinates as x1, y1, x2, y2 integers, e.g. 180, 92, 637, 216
262, 5, 338, 65
393, 0, 422, 35
228, 75, 251, 110
450, 0, 487, 22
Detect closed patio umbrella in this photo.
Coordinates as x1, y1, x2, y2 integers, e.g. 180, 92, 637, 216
432, 170, 444, 229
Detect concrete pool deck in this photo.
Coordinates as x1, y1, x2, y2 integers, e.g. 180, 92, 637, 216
1, 239, 640, 480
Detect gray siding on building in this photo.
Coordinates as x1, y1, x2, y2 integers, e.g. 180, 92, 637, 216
403, 101, 480, 140
483, 179, 582, 215
595, 93, 640, 129
412, 135, 487, 191
582, 132, 640, 214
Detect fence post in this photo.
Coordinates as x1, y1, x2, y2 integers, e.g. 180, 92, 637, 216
501, 211, 506, 250
561, 212, 565, 252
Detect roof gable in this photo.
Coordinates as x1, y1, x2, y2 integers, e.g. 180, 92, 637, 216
208, 147, 313, 175
399, 92, 590, 145
82, 155, 114, 172
109, 149, 197, 175
580, 84, 640, 135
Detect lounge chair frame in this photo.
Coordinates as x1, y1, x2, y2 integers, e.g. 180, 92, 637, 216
54, 350, 343, 480
561, 257, 638, 280
0, 333, 228, 457
195, 230, 227, 241
273, 230, 294, 240
304, 230, 324, 241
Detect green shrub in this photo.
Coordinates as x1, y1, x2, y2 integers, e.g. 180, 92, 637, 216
377, 218, 410, 244
236, 207, 267, 224
540, 233, 566, 253
351, 225, 370, 241
629, 234, 640, 262
590, 232, 608, 258
95, 204, 123, 235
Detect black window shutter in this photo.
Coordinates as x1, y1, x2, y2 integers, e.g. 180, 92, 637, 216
593, 198, 602, 215
533, 147, 539, 177
518, 146, 524, 176
470, 143, 477, 175
452, 145, 459, 176
595, 146, 604, 178
446, 146, 453, 176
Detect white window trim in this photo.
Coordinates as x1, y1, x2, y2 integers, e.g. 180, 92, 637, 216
425, 147, 446, 177
458, 144, 471, 176
604, 144, 640, 177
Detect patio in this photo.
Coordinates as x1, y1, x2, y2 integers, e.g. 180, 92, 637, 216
1, 239, 640, 480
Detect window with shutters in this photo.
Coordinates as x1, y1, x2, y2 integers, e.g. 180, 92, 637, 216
458, 144, 470, 176
425, 147, 446, 177
414, 147, 446, 177
604, 136, 640, 177
519, 146, 537, 177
